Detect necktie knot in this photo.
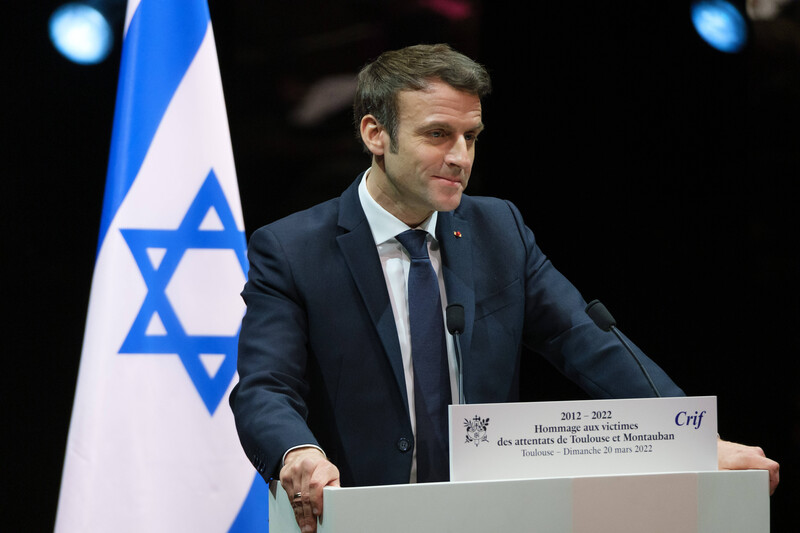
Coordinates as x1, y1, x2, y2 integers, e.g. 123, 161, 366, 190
396, 229, 430, 260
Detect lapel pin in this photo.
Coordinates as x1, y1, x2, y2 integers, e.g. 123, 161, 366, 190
453, 231, 462, 238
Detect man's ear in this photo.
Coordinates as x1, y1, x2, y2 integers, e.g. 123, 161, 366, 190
359, 115, 387, 156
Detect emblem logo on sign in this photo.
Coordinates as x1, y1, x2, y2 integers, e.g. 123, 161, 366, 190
464, 415, 490, 446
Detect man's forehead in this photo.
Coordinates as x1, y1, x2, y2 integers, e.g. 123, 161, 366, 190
396, 84, 483, 126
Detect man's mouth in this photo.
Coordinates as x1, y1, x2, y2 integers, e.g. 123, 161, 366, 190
434, 175, 463, 186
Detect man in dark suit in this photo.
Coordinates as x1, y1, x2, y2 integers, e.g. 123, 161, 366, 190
230, 44, 778, 533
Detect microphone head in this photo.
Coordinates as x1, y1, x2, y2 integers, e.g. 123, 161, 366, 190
446, 304, 465, 335
585, 299, 616, 332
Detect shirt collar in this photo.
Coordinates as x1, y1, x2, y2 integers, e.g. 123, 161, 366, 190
358, 169, 438, 245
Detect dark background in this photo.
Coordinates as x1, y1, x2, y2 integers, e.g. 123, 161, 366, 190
6, 0, 799, 530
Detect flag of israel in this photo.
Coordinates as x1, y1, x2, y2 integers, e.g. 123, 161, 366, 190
55, 1, 266, 531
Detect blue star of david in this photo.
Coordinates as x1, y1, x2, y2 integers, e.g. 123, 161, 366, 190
119, 170, 247, 415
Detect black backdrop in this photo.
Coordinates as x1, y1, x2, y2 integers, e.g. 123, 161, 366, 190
6, 1, 798, 530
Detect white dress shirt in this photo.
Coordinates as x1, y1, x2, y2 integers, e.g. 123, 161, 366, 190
358, 170, 459, 482
283, 171, 459, 481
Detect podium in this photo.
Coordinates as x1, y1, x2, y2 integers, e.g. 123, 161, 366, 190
268, 470, 769, 532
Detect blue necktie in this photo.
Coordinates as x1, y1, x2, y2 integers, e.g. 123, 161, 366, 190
396, 229, 450, 482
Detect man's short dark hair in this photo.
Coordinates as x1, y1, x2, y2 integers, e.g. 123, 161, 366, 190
354, 43, 492, 152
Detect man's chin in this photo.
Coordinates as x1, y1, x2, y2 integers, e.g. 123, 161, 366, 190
434, 191, 464, 213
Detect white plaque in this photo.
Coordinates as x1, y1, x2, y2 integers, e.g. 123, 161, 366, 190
449, 396, 717, 482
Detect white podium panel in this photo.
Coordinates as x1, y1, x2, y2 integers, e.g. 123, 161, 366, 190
268, 470, 769, 532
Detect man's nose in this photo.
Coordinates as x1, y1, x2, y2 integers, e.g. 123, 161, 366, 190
445, 136, 472, 168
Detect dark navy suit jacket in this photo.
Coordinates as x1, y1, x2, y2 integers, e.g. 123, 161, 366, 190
230, 174, 683, 487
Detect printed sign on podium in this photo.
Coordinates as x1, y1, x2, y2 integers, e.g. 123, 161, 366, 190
449, 396, 718, 482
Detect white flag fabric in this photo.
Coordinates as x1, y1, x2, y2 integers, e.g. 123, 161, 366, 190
55, 1, 267, 531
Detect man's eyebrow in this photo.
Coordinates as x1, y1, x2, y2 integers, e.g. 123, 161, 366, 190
416, 121, 485, 133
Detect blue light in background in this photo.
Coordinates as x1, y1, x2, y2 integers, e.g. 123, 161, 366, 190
691, 0, 748, 53
49, 3, 114, 64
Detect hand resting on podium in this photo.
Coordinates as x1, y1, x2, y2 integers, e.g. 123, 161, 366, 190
718, 438, 779, 494
281, 446, 341, 533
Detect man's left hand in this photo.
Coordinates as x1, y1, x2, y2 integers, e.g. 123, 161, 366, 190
717, 438, 779, 494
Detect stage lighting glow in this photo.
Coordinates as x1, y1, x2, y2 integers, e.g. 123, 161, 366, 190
691, 0, 748, 53
49, 3, 113, 64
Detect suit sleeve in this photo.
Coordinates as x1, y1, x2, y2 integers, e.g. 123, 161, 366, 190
506, 200, 685, 399
229, 226, 319, 481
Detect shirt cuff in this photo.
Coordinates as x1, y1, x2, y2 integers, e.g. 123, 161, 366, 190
282, 444, 327, 467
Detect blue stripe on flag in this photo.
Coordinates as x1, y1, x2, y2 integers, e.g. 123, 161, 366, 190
228, 474, 269, 532
97, 0, 210, 256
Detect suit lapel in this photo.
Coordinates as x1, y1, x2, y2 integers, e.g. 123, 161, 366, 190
436, 210, 475, 378
336, 176, 410, 412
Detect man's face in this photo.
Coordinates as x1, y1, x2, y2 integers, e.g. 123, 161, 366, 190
368, 80, 483, 227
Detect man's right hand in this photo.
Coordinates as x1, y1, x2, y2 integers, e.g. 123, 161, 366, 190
280, 447, 341, 533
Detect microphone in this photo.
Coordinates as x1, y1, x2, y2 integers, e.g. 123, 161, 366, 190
585, 299, 661, 398
446, 304, 466, 404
